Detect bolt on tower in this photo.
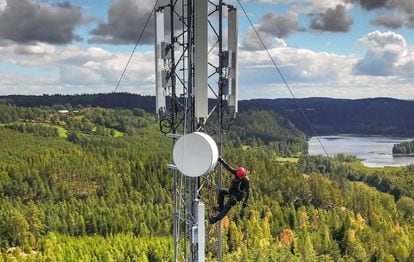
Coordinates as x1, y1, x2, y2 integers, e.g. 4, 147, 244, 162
154, 0, 238, 261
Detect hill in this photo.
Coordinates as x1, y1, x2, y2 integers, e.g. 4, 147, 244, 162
2, 94, 414, 136
2, 102, 414, 260
0, 93, 155, 112
241, 97, 414, 136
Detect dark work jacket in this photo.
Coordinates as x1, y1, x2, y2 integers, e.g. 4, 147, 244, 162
218, 158, 250, 205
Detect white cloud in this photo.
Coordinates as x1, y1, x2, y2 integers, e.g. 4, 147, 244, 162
236, 39, 363, 99
354, 31, 414, 76
1, 1, 414, 102
234, 36, 414, 100
0, 41, 156, 95
58, 46, 114, 64
239, 0, 350, 13
241, 0, 305, 3
56, 48, 156, 94
0, 71, 58, 95
241, 0, 333, 7
239, 39, 354, 82
2, 34, 412, 99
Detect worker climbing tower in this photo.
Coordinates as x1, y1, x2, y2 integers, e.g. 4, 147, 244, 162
154, 0, 238, 261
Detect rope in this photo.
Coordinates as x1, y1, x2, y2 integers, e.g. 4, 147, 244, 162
113, 0, 160, 93
235, 0, 330, 157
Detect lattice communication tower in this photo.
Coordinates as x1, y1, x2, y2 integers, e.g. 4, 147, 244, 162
154, 0, 238, 261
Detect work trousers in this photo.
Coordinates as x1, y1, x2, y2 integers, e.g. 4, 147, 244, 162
216, 188, 237, 221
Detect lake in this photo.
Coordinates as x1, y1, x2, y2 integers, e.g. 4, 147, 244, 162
308, 135, 414, 167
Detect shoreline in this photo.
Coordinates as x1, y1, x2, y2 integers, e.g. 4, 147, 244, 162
393, 153, 414, 157
309, 134, 414, 139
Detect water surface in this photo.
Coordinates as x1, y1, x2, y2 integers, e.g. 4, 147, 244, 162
308, 135, 414, 167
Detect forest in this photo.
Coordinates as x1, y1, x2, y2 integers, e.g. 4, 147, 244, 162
242, 97, 414, 136
3, 94, 414, 136
393, 141, 414, 155
1, 101, 414, 261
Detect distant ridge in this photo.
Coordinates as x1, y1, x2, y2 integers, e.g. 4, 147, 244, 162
1, 94, 414, 136
0, 93, 155, 112
240, 97, 414, 136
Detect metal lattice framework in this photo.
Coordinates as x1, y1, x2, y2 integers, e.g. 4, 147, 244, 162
155, 0, 238, 261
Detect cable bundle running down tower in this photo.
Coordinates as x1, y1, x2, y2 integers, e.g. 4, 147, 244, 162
154, 0, 238, 261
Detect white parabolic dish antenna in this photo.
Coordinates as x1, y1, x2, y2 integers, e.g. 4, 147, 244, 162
173, 132, 219, 177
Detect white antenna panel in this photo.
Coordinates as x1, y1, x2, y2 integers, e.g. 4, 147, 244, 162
155, 10, 166, 115
173, 132, 218, 177
228, 8, 238, 113
194, 0, 208, 119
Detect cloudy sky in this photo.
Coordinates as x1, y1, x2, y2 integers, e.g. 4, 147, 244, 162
0, 0, 414, 99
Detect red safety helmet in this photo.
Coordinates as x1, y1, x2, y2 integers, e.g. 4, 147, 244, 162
236, 167, 247, 179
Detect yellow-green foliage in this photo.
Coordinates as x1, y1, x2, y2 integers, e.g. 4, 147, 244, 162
1, 104, 414, 261
1, 234, 173, 262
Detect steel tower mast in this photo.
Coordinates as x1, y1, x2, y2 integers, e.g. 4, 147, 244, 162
155, 0, 238, 261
